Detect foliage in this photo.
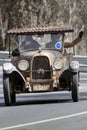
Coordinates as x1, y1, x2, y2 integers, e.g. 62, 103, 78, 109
0, 0, 86, 54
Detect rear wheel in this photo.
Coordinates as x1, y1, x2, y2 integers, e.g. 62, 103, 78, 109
72, 73, 79, 102
3, 74, 16, 106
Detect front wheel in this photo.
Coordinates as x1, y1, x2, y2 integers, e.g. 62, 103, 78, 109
71, 73, 79, 102
3, 74, 16, 106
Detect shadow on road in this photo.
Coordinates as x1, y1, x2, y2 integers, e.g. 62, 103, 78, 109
0, 92, 87, 107
15, 99, 72, 106
0, 92, 72, 107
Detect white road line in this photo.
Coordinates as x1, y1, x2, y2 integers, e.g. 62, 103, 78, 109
0, 111, 87, 130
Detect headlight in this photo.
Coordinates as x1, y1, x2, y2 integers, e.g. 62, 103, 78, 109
3, 63, 15, 73
18, 60, 29, 71
54, 59, 63, 69
70, 61, 79, 70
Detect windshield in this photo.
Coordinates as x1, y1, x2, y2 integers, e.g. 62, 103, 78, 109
18, 33, 63, 51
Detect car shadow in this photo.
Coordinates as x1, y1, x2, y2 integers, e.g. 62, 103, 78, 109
1, 91, 87, 107
15, 99, 72, 106
0, 92, 72, 107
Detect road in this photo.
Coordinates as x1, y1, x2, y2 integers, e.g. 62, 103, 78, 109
0, 66, 87, 130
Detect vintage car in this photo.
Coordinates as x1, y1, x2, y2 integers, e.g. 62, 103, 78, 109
3, 27, 83, 106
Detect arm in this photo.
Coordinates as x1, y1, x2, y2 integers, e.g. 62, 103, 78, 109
64, 31, 84, 48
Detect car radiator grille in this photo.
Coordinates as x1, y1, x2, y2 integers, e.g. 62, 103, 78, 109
32, 56, 51, 79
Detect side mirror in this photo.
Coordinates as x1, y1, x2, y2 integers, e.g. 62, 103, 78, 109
12, 48, 20, 56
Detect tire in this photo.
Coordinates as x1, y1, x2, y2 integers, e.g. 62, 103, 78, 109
72, 73, 79, 102
3, 74, 16, 106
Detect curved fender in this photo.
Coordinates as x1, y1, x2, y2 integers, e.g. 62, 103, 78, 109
3, 62, 26, 83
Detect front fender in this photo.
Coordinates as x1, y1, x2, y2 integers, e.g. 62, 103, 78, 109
3, 62, 26, 83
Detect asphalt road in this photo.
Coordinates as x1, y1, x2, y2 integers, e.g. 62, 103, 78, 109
0, 66, 87, 130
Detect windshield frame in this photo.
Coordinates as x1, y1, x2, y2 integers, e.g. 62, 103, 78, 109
18, 33, 64, 52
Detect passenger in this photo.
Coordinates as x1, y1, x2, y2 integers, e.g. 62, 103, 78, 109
46, 34, 62, 48
21, 35, 40, 50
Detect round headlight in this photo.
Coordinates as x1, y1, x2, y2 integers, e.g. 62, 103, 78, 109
54, 59, 63, 70
70, 61, 79, 70
18, 60, 29, 71
3, 63, 13, 71
3, 63, 14, 73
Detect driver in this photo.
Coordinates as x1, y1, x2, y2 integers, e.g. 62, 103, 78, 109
21, 35, 40, 49
46, 34, 61, 48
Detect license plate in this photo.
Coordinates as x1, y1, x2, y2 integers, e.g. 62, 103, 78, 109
33, 85, 49, 91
